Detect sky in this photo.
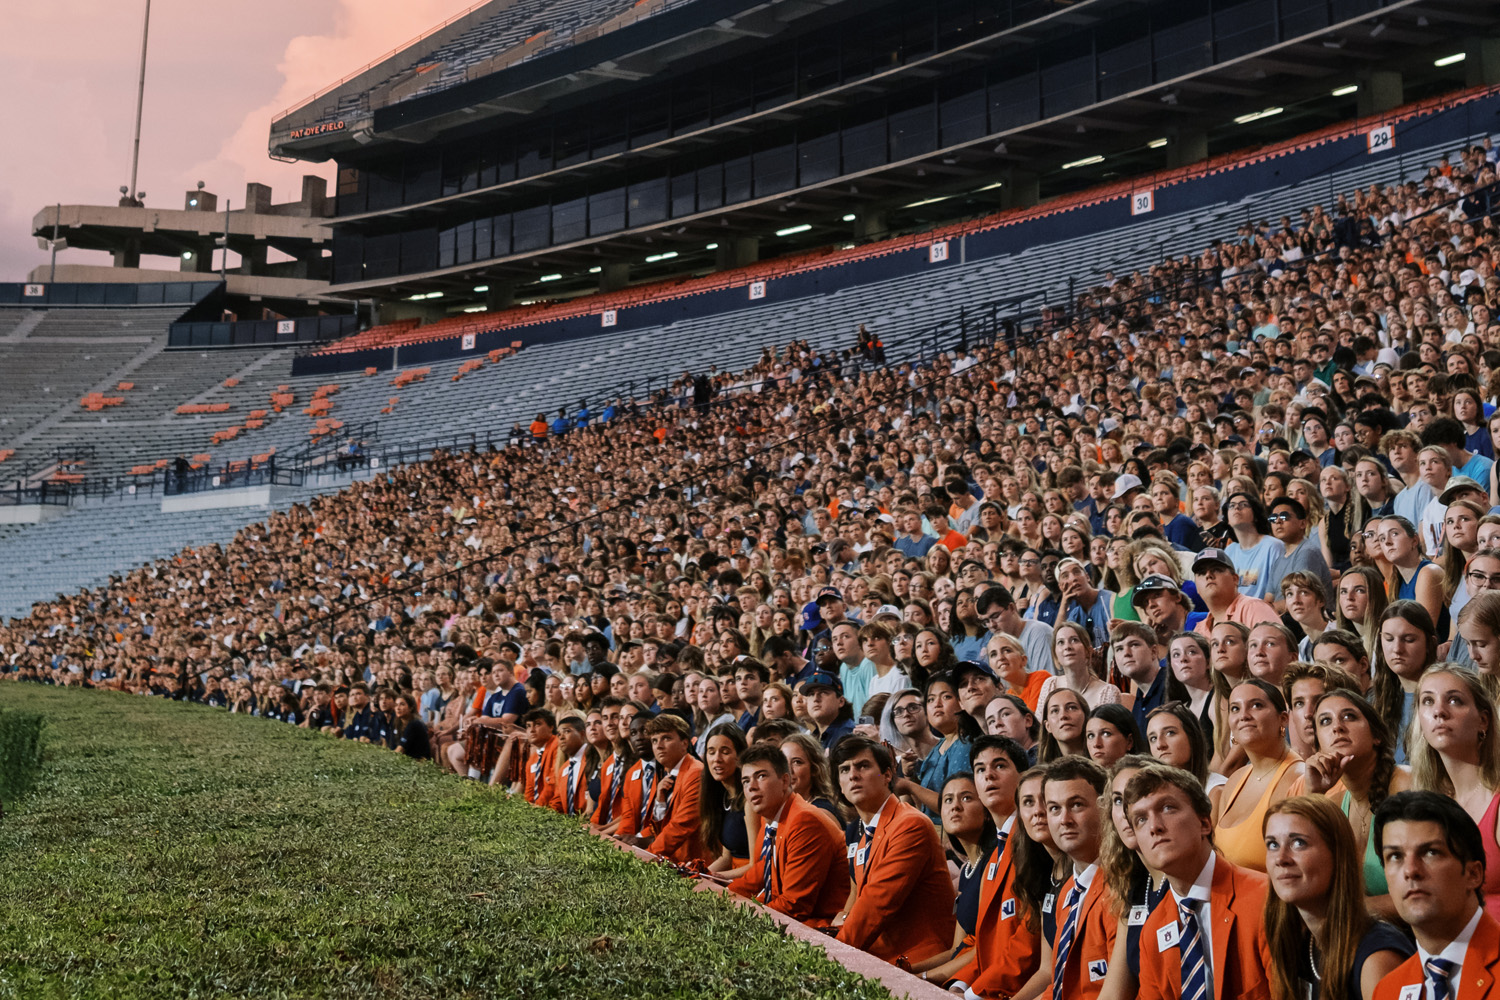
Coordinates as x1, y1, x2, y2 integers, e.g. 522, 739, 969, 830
0, 0, 461, 281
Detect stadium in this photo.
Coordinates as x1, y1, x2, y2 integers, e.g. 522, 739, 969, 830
6, 0, 1500, 996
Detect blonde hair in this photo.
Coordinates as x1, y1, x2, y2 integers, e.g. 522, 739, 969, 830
1409, 664, 1500, 795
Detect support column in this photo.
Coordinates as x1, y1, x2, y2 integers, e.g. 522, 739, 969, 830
1166, 129, 1208, 169
1466, 38, 1500, 87
179, 245, 210, 273
1356, 70, 1403, 116
239, 243, 268, 276
600, 262, 630, 292
484, 282, 516, 311
717, 237, 759, 270
999, 171, 1038, 210
853, 210, 887, 242
113, 237, 141, 269
732, 237, 759, 268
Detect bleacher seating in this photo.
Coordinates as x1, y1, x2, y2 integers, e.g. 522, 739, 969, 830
314, 0, 688, 126
0, 485, 335, 620
0, 111, 1491, 618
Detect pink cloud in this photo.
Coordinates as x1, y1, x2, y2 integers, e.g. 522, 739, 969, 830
0, 0, 456, 282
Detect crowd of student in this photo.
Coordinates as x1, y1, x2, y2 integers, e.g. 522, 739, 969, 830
6, 141, 1500, 997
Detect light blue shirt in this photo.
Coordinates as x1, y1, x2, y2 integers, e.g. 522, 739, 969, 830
839, 658, 876, 718
1226, 535, 1285, 601
1458, 453, 1494, 486
1392, 481, 1434, 528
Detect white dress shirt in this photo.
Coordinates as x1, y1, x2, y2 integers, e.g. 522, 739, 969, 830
1169, 852, 1217, 1000
1415, 906, 1483, 1000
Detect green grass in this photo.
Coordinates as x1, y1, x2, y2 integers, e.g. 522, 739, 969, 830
0, 705, 44, 809
0, 686, 896, 1000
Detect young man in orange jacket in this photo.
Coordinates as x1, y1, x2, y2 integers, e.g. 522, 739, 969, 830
1014, 757, 1114, 1000
610, 705, 658, 844
640, 713, 706, 863
1126, 764, 1272, 1000
831, 736, 955, 965
728, 742, 849, 924
554, 714, 589, 817
1373, 791, 1500, 1000
518, 708, 561, 810
950, 735, 1038, 998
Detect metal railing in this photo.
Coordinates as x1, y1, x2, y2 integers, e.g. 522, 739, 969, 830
163, 463, 306, 496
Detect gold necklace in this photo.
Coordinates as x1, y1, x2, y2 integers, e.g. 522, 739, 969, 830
1248, 754, 1287, 783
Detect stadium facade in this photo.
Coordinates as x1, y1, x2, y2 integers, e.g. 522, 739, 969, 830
270, 0, 1500, 315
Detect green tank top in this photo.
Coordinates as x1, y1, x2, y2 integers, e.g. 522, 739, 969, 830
1342, 791, 1388, 896
1113, 589, 1140, 622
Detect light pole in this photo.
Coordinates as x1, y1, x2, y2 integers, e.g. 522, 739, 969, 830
127, 0, 151, 204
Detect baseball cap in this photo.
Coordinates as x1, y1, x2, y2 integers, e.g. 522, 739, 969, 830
815, 586, 845, 605
1112, 473, 1144, 499
801, 671, 844, 696
1440, 476, 1487, 505
952, 660, 998, 686
1192, 548, 1235, 574
1131, 574, 1185, 606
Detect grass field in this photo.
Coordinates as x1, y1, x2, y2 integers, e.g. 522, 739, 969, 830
0, 686, 896, 1000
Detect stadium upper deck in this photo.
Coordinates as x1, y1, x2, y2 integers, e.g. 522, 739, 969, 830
271, 0, 1500, 310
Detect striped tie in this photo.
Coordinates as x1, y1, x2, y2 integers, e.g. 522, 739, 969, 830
1426, 958, 1459, 1000
759, 822, 779, 900
563, 758, 578, 816
607, 758, 625, 817
1051, 882, 1086, 1000
638, 763, 657, 825
1178, 898, 1209, 1000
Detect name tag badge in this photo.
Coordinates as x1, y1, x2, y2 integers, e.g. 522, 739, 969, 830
1001, 898, 1017, 920
986, 861, 999, 881
630, 767, 642, 780
1399, 987, 1421, 1000
856, 846, 870, 866
1089, 960, 1109, 983
1129, 904, 1150, 926
1043, 892, 1056, 914
531, 761, 541, 773
1157, 923, 1180, 951
847, 844, 858, 859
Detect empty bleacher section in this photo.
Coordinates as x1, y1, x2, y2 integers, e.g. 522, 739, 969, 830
0, 308, 182, 447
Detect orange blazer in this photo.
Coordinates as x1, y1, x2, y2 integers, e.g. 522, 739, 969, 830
1137, 854, 1272, 1000
647, 755, 707, 863
837, 797, 956, 964
728, 792, 849, 925
1374, 911, 1500, 1000
557, 751, 589, 817
591, 751, 629, 826
522, 736, 560, 810
955, 829, 1042, 997
614, 759, 656, 839
1053, 871, 1118, 1000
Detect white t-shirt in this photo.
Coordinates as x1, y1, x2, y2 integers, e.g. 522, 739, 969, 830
866, 665, 911, 701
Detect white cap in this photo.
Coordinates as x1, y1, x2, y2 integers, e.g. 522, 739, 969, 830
1112, 473, 1144, 499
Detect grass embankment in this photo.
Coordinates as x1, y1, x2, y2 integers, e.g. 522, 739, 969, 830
0, 687, 895, 1000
